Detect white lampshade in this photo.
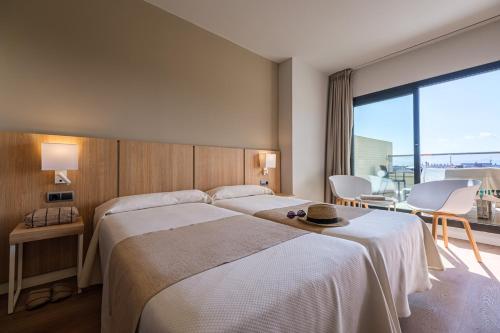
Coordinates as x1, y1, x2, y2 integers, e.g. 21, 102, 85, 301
264, 153, 276, 169
41, 143, 79, 171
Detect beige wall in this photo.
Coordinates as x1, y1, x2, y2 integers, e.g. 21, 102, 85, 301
278, 58, 328, 201
0, 0, 278, 149
353, 20, 500, 97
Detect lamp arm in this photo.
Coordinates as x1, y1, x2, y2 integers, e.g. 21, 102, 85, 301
56, 170, 72, 185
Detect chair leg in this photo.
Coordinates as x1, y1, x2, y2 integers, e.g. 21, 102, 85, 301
461, 218, 482, 263
343, 199, 354, 207
432, 214, 439, 241
442, 217, 448, 248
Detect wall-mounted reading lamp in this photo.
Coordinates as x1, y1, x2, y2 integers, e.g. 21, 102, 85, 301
260, 153, 276, 176
41, 143, 79, 185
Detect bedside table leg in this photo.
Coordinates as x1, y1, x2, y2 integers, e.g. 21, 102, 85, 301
8, 245, 16, 314
15, 243, 23, 305
77, 234, 83, 294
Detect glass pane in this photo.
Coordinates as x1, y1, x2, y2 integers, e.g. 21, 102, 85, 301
353, 94, 414, 207
420, 69, 500, 225
420, 69, 500, 176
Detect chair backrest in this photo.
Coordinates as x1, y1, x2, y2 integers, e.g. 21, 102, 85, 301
329, 175, 372, 199
407, 179, 481, 214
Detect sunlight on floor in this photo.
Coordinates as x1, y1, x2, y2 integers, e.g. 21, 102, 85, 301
401, 238, 500, 333
433, 238, 500, 281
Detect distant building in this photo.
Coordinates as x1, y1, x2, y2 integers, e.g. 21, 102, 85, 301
353, 136, 393, 177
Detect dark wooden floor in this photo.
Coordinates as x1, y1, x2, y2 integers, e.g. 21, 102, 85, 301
0, 278, 101, 333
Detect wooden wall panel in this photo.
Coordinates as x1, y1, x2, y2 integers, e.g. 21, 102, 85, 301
118, 140, 194, 196
0, 132, 117, 283
0, 132, 280, 284
244, 149, 281, 193
194, 146, 244, 191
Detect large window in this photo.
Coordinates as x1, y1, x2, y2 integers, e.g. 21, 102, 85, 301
419, 69, 500, 174
353, 94, 414, 202
353, 60, 500, 209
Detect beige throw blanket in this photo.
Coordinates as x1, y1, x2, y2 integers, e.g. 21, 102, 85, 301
107, 214, 309, 333
254, 202, 444, 318
255, 202, 442, 271
255, 202, 371, 233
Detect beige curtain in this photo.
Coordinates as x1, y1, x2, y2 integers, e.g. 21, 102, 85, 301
324, 69, 353, 203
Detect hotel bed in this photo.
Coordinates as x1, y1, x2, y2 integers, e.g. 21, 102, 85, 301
80, 190, 399, 333
210, 185, 444, 318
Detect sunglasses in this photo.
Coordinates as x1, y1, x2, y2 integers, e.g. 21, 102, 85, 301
287, 210, 306, 219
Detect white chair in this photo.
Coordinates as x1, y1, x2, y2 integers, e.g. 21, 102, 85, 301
407, 179, 482, 262
329, 175, 372, 207
367, 175, 396, 195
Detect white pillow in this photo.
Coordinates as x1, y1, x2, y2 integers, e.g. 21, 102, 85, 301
94, 190, 211, 225
207, 185, 274, 201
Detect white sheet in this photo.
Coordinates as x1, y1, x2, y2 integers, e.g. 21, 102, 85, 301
89, 202, 398, 333
214, 194, 444, 318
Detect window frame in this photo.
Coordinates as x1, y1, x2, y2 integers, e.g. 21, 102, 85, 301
352, 59, 500, 185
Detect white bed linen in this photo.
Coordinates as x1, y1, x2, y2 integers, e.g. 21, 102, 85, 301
92, 202, 398, 333
214, 194, 444, 318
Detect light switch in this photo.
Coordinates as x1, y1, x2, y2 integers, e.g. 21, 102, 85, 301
47, 191, 74, 202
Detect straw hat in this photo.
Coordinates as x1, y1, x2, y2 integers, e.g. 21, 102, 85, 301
299, 204, 348, 227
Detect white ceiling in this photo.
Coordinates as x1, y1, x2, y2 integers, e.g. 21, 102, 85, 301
145, 0, 500, 73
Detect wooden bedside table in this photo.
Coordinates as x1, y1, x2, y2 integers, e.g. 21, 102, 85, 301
8, 217, 84, 314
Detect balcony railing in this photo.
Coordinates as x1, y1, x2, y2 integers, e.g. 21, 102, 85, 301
388, 151, 500, 169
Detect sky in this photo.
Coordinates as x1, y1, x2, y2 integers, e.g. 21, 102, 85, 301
354, 68, 500, 156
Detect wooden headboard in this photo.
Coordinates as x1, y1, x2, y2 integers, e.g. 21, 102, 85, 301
194, 146, 244, 191
120, 144, 281, 193
118, 140, 194, 196
0, 132, 117, 283
193, 146, 281, 192
0, 132, 280, 285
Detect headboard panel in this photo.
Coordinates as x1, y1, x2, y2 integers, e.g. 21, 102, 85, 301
118, 140, 194, 196
244, 149, 281, 193
0, 131, 280, 284
0, 132, 117, 283
194, 146, 244, 191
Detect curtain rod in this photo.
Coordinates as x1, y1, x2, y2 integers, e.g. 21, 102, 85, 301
353, 14, 500, 70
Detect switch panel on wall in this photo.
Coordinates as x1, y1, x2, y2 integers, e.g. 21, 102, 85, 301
47, 191, 75, 202
260, 179, 269, 186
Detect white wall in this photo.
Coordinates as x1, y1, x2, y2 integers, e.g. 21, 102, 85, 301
353, 20, 500, 97
278, 58, 328, 201
278, 59, 293, 195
